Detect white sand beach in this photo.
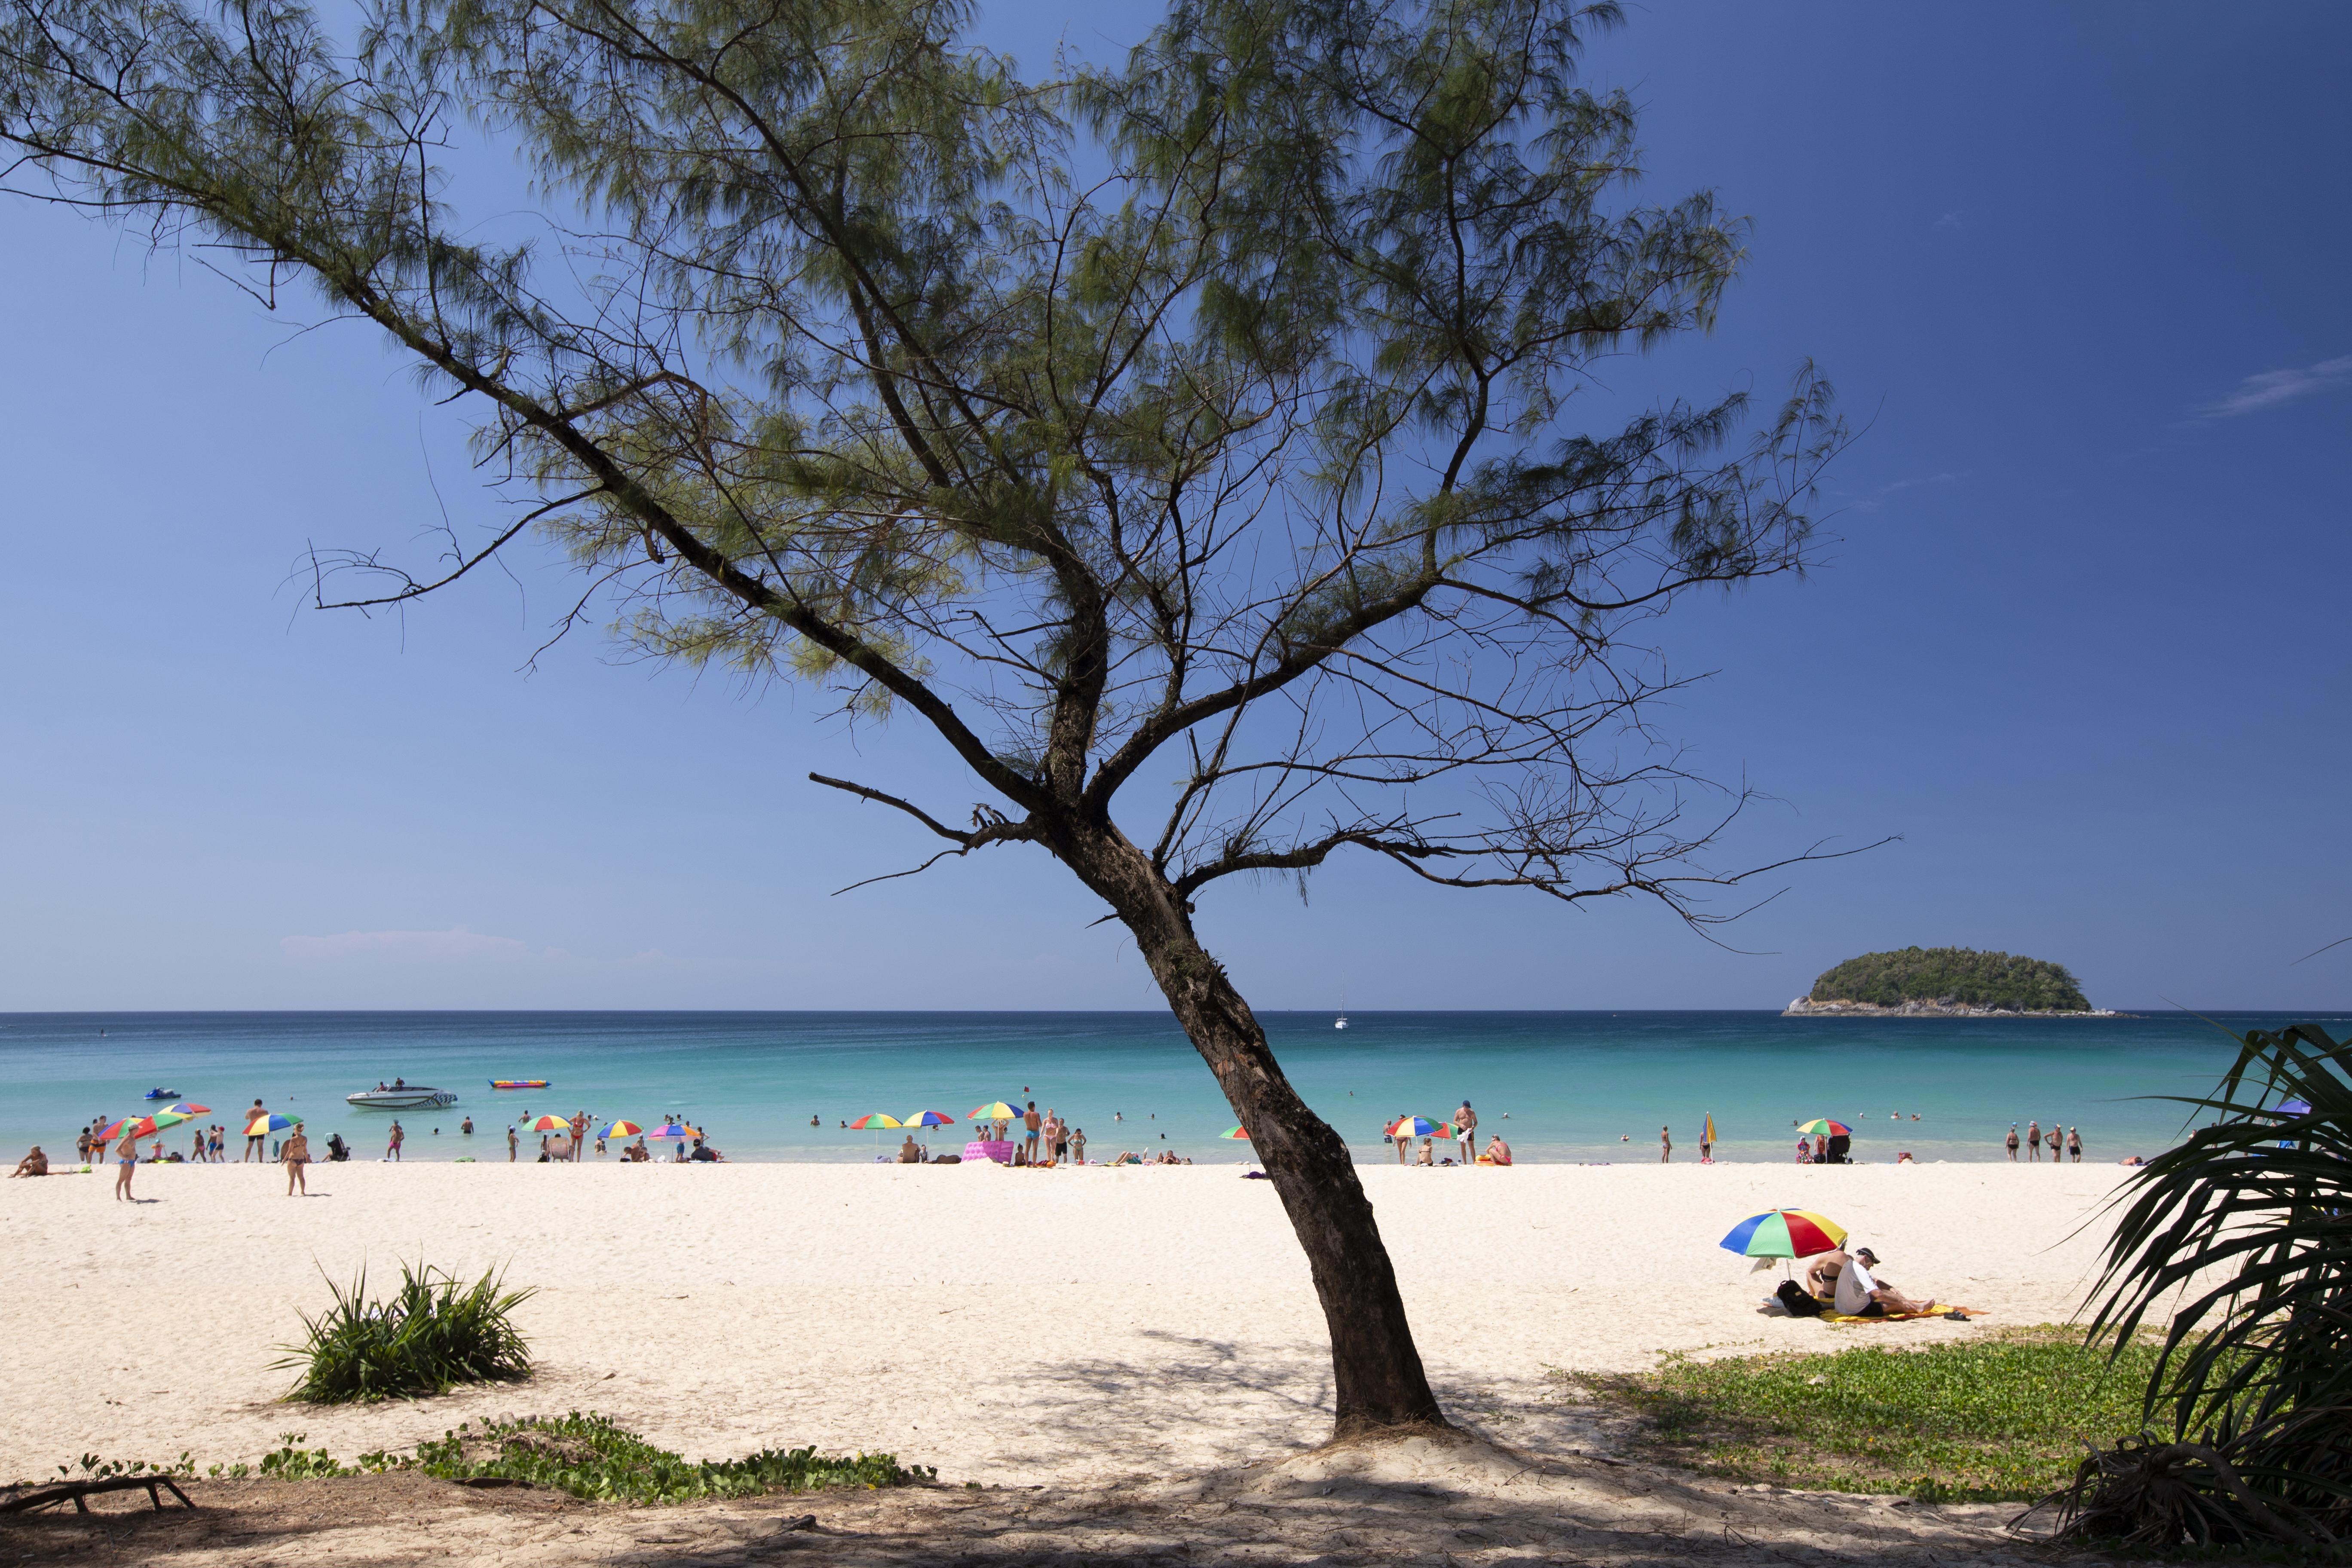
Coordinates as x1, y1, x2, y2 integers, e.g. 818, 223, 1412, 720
0, 1160, 2133, 1486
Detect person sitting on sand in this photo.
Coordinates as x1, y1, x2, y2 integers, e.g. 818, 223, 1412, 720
282, 1127, 311, 1196
897, 1133, 923, 1164
1483, 1134, 1512, 1166
1416, 1136, 1435, 1166
10, 1146, 47, 1177
1834, 1246, 1934, 1317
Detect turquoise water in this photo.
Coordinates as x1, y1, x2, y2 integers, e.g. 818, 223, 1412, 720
0, 1010, 2330, 1166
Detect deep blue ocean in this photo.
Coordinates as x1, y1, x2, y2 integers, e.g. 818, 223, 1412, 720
2, 1010, 2334, 1166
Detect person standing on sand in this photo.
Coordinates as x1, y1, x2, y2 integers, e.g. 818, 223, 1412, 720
1071, 1127, 1087, 1165
386, 1120, 404, 1162
1454, 1101, 1477, 1165
2026, 1120, 2041, 1161
282, 1126, 311, 1195
2006, 1124, 2019, 1160
2069, 1126, 2083, 1162
1392, 1115, 1410, 1164
113, 1125, 140, 1200
1660, 1125, 1672, 1164
507, 1125, 518, 1161
1023, 1101, 1042, 1164
243, 1100, 267, 1162
570, 1111, 590, 1162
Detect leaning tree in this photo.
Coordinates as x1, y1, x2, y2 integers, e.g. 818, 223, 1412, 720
2, 0, 1846, 1435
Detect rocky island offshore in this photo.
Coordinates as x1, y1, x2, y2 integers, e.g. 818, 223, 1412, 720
1784, 945, 2125, 1017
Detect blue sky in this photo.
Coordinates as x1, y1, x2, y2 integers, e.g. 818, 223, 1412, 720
3, 1, 2347, 1012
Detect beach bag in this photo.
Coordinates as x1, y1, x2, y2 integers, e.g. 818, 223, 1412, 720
1775, 1280, 1827, 1318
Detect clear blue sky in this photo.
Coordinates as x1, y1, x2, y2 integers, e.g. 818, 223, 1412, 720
3, 2, 2346, 1012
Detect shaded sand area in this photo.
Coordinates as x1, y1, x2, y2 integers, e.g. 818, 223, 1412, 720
1, 1161, 2132, 1490
0, 1435, 2084, 1568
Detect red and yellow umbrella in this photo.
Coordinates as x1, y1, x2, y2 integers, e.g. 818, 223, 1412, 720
1797, 1119, 1851, 1138
1719, 1209, 1847, 1259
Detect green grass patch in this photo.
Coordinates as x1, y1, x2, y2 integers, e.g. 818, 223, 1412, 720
200, 1414, 931, 1505
275, 1263, 534, 1403
1570, 1328, 2161, 1502
401, 1412, 931, 1504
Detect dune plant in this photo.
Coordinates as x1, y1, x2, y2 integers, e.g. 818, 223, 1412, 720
2055, 1022, 2352, 1553
276, 1263, 535, 1403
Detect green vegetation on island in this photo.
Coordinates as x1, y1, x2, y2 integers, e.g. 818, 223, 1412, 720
1809, 947, 2089, 1011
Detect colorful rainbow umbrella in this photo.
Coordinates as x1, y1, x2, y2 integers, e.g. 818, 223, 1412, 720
603, 1121, 643, 1139
1387, 1116, 1439, 1138
848, 1113, 903, 1130
165, 1102, 212, 1118
903, 1110, 957, 1128
968, 1102, 1023, 1122
244, 1112, 302, 1136
1797, 1119, 1851, 1138
1221, 1125, 1250, 1139
1719, 1209, 1848, 1260
649, 1122, 695, 1139
529, 1115, 571, 1133
97, 1115, 163, 1142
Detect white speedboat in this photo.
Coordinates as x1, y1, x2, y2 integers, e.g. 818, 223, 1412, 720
346, 1084, 458, 1110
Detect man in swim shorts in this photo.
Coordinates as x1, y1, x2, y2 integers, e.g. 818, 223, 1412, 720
244, 1100, 267, 1161
10, 1146, 47, 1177
1023, 1101, 1042, 1163
1454, 1101, 1477, 1165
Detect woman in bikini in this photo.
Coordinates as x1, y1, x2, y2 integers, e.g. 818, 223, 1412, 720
113, 1126, 140, 1200
282, 1127, 311, 1195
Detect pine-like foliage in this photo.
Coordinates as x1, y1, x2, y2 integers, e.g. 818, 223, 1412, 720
1808, 946, 2087, 1011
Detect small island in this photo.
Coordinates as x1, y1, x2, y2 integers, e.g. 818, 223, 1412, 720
1784, 946, 2121, 1017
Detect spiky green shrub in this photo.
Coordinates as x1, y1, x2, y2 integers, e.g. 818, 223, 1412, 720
2055, 1022, 2352, 1553
276, 1263, 534, 1403
405, 1412, 929, 1504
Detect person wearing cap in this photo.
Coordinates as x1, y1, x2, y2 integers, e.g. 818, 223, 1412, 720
1834, 1246, 1934, 1317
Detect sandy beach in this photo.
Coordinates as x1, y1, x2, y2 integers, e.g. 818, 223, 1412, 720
0, 1158, 2137, 1488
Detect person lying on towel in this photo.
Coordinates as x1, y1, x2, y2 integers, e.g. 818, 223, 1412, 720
1834, 1246, 1934, 1317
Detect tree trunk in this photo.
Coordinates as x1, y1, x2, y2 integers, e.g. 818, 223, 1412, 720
1061, 821, 1449, 1438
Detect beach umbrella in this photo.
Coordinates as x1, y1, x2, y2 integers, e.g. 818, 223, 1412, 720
96, 1115, 167, 1142
1796, 1119, 1851, 1138
528, 1115, 570, 1133
968, 1101, 1023, 1122
1703, 1113, 1718, 1147
848, 1113, 903, 1130
902, 1110, 957, 1157
244, 1112, 302, 1136
1719, 1209, 1847, 1260
164, 1102, 212, 1118
649, 1121, 695, 1138
1387, 1115, 1439, 1139
1221, 1125, 1250, 1139
603, 1120, 643, 1140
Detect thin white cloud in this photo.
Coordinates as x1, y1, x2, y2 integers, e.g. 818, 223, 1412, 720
1853, 472, 1962, 512
280, 926, 574, 965
2193, 354, 2352, 420
1932, 211, 1963, 232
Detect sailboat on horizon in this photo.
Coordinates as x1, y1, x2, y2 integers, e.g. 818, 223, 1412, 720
1334, 989, 1349, 1030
